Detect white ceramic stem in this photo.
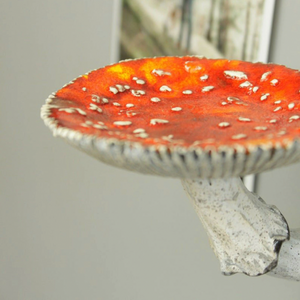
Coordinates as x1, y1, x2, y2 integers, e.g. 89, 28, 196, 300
182, 177, 289, 277
269, 229, 300, 281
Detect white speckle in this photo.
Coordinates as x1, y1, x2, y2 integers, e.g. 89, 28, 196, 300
126, 111, 138, 117
278, 130, 287, 136
171, 107, 182, 111
160, 85, 172, 92
238, 117, 251, 122
182, 90, 193, 95
109, 86, 119, 94
89, 103, 103, 113
200, 74, 208, 81
102, 98, 109, 104
274, 106, 282, 112
124, 85, 130, 90
288, 103, 295, 110
135, 133, 149, 138
85, 121, 93, 126
260, 93, 270, 101
151, 97, 161, 103
113, 102, 121, 106
224, 70, 248, 80
253, 86, 259, 93
162, 135, 174, 141
59, 108, 75, 114
269, 119, 277, 124
93, 124, 107, 130
254, 126, 268, 131
131, 90, 146, 97
116, 84, 126, 92
270, 79, 279, 86
126, 103, 134, 108
91, 94, 100, 103
239, 81, 252, 88
113, 121, 132, 126
80, 123, 89, 127
289, 115, 300, 122
136, 79, 145, 85
221, 102, 228, 105
152, 69, 171, 76
133, 128, 145, 134
227, 96, 240, 102
274, 100, 281, 104
218, 122, 231, 128
185, 61, 201, 72
76, 108, 86, 116
202, 86, 214, 92
261, 71, 272, 82
150, 119, 169, 125
82, 87, 87, 91
132, 77, 138, 80
232, 134, 247, 140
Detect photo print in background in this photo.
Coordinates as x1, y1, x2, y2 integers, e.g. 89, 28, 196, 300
118, 0, 276, 190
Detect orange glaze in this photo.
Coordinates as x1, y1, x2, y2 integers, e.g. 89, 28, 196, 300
51, 56, 300, 149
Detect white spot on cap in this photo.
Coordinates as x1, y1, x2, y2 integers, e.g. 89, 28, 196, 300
260, 93, 270, 101
270, 79, 279, 86
113, 102, 121, 106
238, 117, 251, 122
135, 133, 149, 138
133, 128, 146, 134
218, 122, 230, 128
227, 96, 240, 102
91, 94, 100, 103
274, 106, 282, 112
289, 115, 300, 122
152, 69, 171, 76
113, 121, 132, 126
269, 119, 277, 124
200, 74, 208, 81
116, 84, 126, 92
171, 107, 182, 111
150, 119, 169, 125
124, 85, 130, 90
202, 86, 214, 92
183, 90, 193, 95
274, 100, 281, 104
151, 97, 161, 103
288, 103, 295, 110
260, 71, 272, 82
136, 79, 145, 85
239, 81, 252, 88
160, 85, 172, 92
102, 98, 109, 104
89, 103, 103, 113
82, 87, 87, 91
185, 61, 201, 72
109, 86, 119, 94
253, 86, 259, 93
131, 90, 146, 97
224, 70, 248, 80
93, 124, 107, 130
254, 126, 268, 131
232, 134, 247, 140
126, 103, 134, 108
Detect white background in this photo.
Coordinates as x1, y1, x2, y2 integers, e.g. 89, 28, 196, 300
1, 0, 300, 299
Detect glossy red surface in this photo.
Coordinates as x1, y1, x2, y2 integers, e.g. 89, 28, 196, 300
50, 56, 300, 149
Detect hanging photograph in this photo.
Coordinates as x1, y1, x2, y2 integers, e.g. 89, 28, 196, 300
119, 0, 275, 62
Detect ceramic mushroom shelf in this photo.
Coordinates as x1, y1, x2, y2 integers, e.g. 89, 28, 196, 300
41, 56, 300, 280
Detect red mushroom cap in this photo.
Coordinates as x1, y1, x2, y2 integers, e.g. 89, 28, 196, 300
41, 56, 300, 178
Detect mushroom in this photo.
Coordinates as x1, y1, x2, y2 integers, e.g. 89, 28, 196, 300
41, 56, 300, 280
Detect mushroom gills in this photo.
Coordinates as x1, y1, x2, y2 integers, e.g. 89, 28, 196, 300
182, 177, 289, 277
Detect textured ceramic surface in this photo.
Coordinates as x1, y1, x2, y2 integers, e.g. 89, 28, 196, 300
41, 57, 300, 179
182, 177, 289, 276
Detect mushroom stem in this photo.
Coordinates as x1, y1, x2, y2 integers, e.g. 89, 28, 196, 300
268, 229, 300, 281
181, 177, 289, 276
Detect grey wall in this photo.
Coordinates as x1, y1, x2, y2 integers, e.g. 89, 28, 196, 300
1, 1, 299, 300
